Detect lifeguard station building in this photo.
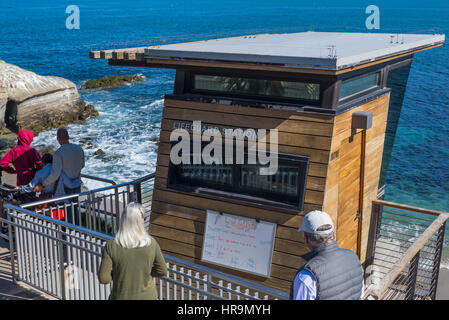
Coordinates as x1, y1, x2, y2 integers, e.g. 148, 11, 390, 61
90, 32, 445, 293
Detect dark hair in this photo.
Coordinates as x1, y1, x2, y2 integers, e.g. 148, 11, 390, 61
42, 153, 53, 164
57, 128, 69, 140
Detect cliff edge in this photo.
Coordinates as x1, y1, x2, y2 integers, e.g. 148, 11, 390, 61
0, 60, 98, 135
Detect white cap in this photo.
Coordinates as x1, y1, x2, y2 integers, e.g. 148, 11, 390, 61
298, 210, 334, 235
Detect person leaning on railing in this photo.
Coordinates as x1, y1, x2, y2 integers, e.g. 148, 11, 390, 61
98, 202, 168, 300
33, 128, 84, 225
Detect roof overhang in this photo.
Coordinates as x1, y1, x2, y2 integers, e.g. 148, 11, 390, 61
90, 32, 445, 75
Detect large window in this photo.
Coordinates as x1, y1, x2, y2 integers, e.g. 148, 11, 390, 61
168, 147, 309, 210
339, 72, 380, 101
192, 74, 320, 102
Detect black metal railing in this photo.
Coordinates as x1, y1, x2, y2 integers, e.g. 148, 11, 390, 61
364, 200, 448, 300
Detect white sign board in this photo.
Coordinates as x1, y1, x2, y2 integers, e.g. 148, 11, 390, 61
201, 210, 277, 277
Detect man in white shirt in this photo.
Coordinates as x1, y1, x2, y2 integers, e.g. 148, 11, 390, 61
291, 210, 365, 300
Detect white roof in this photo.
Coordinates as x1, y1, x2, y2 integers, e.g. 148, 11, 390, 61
144, 32, 445, 70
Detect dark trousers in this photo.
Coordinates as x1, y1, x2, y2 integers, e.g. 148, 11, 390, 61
65, 186, 81, 226
62, 186, 81, 264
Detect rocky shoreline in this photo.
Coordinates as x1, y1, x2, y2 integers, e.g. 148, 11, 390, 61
0, 63, 150, 163
0, 60, 99, 158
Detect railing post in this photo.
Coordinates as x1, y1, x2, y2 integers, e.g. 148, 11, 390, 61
206, 273, 212, 300
0, 200, 4, 231
203, 274, 209, 300
57, 224, 66, 300
114, 187, 120, 232
133, 182, 142, 204
7, 210, 17, 284
430, 222, 446, 300
85, 193, 91, 230
364, 202, 382, 283
405, 251, 420, 300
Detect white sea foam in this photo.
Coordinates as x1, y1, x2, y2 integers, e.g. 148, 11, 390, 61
140, 99, 164, 110
33, 93, 163, 191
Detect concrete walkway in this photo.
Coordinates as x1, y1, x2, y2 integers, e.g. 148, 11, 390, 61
0, 237, 51, 300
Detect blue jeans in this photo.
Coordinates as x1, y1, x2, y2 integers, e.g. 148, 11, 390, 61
65, 186, 81, 226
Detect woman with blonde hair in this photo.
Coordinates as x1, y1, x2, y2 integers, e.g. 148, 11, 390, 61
98, 202, 167, 300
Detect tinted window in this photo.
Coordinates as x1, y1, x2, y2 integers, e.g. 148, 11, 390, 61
168, 147, 309, 209
193, 74, 320, 101
178, 164, 233, 187
339, 72, 380, 101
239, 164, 300, 196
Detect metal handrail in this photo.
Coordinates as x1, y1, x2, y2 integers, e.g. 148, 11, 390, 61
21, 194, 79, 208
4, 204, 111, 240
372, 199, 449, 217
81, 174, 116, 186
164, 254, 288, 299
2, 203, 287, 300
20, 172, 155, 210
364, 200, 449, 300
77, 172, 155, 195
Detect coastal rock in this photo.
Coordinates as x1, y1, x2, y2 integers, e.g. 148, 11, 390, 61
151, 136, 160, 147
35, 146, 54, 156
80, 74, 145, 90
0, 60, 99, 135
94, 149, 105, 157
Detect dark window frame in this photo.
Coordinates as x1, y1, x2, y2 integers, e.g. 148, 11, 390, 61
185, 71, 323, 106
338, 70, 382, 103
167, 142, 310, 211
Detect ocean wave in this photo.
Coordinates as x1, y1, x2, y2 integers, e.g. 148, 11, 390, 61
33, 90, 163, 191
140, 99, 164, 110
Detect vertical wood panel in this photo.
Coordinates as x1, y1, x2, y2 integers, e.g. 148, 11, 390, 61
323, 93, 390, 262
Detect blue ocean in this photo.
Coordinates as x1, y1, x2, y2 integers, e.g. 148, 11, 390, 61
1, 1, 448, 246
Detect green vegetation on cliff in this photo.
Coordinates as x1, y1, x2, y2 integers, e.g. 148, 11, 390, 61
81, 75, 145, 90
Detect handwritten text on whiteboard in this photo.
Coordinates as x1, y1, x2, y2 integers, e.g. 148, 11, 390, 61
201, 210, 277, 277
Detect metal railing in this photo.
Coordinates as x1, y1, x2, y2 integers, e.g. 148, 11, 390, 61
0, 204, 287, 300
364, 200, 449, 300
1, 206, 112, 300
80, 174, 116, 186
19, 173, 155, 236
6, 171, 447, 300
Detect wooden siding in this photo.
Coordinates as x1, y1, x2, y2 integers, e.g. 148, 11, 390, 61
151, 94, 390, 293
322, 93, 390, 262
151, 98, 334, 292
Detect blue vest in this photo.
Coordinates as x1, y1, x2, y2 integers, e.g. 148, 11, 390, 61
290, 241, 364, 300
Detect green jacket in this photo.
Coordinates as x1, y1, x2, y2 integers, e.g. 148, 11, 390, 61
98, 238, 168, 300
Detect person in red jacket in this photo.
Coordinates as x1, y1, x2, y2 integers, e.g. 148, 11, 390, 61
0, 129, 43, 186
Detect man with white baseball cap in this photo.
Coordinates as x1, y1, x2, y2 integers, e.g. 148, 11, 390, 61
290, 210, 364, 300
